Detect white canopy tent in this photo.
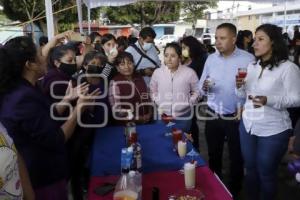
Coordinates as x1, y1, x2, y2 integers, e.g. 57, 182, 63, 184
45, 0, 292, 40
45, 0, 137, 39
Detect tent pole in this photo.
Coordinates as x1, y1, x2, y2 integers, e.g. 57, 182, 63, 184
45, 0, 55, 39
284, 0, 287, 32
76, 0, 83, 33
88, 5, 91, 34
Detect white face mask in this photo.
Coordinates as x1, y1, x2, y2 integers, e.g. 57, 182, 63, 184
143, 43, 152, 51
106, 47, 118, 57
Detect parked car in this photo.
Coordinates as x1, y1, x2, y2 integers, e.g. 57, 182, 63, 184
154, 34, 178, 48
198, 33, 215, 45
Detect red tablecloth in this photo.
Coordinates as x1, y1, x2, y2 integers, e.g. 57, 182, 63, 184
88, 166, 232, 200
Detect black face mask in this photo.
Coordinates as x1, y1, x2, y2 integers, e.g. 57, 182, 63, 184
86, 65, 103, 74
59, 63, 77, 77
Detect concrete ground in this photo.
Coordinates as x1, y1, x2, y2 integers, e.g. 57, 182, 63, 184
196, 119, 300, 200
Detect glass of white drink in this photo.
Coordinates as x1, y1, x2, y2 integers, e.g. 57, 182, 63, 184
184, 162, 196, 189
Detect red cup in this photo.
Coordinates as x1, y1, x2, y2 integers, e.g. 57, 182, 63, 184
238, 68, 247, 78
172, 128, 183, 146
162, 113, 173, 124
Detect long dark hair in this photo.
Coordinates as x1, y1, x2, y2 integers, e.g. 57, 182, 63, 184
101, 33, 116, 45
255, 24, 288, 69
114, 51, 134, 66
47, 44, 75, 69
236, 30, 253, 50
181, 36, 207, 61
82, 51, 107, 67
0, 36, 37, 94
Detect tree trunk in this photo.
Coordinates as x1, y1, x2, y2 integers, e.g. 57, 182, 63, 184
38, 21, 47, 35
140, 3, 145, 28
30, 21, 35, 41
53, 16, 59, 34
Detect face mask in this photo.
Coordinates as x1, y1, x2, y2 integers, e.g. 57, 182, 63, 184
86, 65, 103, 74
109, 47, 118, 57
143, 43, 152, 51
182, 49, 190, 58
59, 62, 77, 77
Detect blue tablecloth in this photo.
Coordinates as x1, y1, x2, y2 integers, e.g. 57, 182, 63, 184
90, 121, 205, 176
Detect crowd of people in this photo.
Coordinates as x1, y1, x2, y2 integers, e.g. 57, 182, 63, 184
0, 22, 300, 200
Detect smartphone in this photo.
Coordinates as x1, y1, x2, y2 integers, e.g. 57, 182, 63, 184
93, 183, 115, 196
70, 32, 85, 42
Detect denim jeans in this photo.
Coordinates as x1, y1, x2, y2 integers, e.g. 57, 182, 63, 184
239, 121, 290, 200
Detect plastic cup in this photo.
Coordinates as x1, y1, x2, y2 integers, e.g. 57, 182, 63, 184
177, 140, 187, 158
172, 128, 182, 147
238, 68, 247, 78
184, 162, 196, 189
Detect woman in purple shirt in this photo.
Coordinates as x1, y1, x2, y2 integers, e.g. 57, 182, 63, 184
0, 36, 99, 200
42, 44, 78, 102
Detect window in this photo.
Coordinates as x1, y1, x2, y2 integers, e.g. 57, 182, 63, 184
294, 10, 300, 14
164, 27, 174, 35
249, 16, 252, 20
263, 13, 273, 17
277, 12, 284, 15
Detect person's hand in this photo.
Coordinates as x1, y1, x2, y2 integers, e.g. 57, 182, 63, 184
234, 107, 243, 121
64, 81, 89, 102
202, 80, 210, 92
76, 88, 101, 112
54, 30, 74, 45
141, 112, 152, 123
236, 75, 245, 89
249, 95, 267, 108
288, 136, 296, 153
143, 68, 154, 77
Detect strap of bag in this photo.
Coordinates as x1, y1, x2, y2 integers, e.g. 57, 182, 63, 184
130, 44, 159, 69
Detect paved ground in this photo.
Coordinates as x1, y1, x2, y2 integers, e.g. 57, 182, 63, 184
196, 119, 300, 200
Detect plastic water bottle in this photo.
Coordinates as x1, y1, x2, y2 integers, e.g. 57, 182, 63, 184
125, 121, 136, 147
129, 171, 142, 200
121, 148, 128, 174
130, 132, 142, 172
121, 147, 133, 174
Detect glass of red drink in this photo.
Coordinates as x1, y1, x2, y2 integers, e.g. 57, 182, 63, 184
172, 128, 183, 150
161, 113, 173, 124
238, 68, 247, 78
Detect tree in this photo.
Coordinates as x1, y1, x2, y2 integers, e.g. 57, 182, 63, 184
103, 1, 180, 27
0, 0, 100, 34
0, 0, 45, 38
182, 0, 218, 27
